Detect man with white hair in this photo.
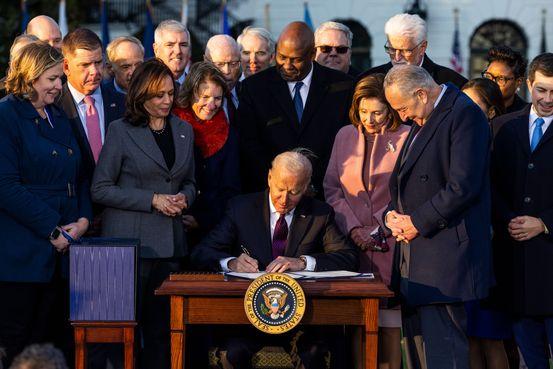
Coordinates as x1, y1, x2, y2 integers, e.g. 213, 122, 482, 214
153, 20, 191, 85
26, 15, 63, 51
237, 26, 275, 79
205, 34, 242, 125
383, 65, 491, 369
0, 34, 39, 99
314, 21, 359, 76
359, 13, 467, 87
192, 148, 357, 273
105, 36, 144, 94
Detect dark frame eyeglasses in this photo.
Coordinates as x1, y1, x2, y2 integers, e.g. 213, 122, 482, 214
316, 45, 350, 54
384, 40, 425, 57
481, 71, 516, 86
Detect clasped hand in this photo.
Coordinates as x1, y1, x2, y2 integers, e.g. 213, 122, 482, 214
50, 217, 89, 253
508, 215, 545, 242
152, 193, 187, 217
228, 254, 306, 273
385, 210, 418, 243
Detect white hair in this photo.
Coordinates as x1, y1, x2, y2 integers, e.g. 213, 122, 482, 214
271, 149, 313, 183
315, 21, 353, 47
205, 34, 240, 59
236, 26, 275, 53
106, 36, 144, 63
383, 65, 436, 96
384, 13, 427, 44
154, 20, 191, 45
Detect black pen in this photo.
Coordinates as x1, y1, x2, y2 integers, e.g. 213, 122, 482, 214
240, 245, 251, 256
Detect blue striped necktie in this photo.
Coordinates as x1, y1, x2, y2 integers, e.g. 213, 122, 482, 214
531, 117, 545, 152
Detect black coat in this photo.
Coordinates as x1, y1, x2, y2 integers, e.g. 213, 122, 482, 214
236, 63, 354, 196
491, 106, 553, 315
190, 191, 359, 272
388, 84, 492, 306
358, 54, 467, 88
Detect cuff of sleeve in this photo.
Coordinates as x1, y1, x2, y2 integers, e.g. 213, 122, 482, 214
220, 257, 235, 272
301, 255, 316, 271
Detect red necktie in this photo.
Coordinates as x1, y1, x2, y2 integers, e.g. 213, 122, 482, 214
83, 95, 102, 163
272, 214, 288, 259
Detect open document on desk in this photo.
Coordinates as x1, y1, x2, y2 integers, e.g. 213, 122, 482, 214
225, 271, 375, 280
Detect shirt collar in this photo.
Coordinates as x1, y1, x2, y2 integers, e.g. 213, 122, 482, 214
433, 84, 447, 108
113, 79, 126, 94
67, 82, 102, 105
287, 62, 314, 91
529, 105, 553, 125
268, 193, 296, 218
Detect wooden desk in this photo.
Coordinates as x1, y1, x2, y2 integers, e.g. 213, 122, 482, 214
156, 273, 392, 369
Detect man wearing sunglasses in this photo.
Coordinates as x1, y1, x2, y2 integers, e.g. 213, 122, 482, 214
359, 13, 467, 88
314, 21, 359, 77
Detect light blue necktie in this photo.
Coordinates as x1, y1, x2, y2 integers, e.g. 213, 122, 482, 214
530, 117, 545, 152
293, 81, 304, 123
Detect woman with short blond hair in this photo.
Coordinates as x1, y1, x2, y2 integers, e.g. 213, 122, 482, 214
0, 42, 91, 367
324, 73, 409, 369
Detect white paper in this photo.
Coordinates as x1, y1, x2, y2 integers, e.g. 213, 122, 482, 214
225, 270, 374, 280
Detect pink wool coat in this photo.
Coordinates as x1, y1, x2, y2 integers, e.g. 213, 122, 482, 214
324, 124, 409, 284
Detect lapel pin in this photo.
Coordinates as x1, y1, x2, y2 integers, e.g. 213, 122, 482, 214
110, 103, 116, 107
180, 134, 185, 138
386, 140, 396, 153
299, 214, 306, 218
52, 150, 58, 156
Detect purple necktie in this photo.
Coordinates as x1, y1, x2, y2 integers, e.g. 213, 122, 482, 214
83, 95, 102, 163
272, 214, 288, 259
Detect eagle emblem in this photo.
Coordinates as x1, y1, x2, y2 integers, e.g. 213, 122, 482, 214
262, 287, 290, 319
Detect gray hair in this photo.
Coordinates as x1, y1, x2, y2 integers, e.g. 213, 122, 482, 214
383, 64, 436, 96
384, 13, 427, 44
9, 34, 39, 61
236, 26, 276, 53
154, 20, 191, 45
106, 36, 144, 63
10, 343, 68, 369
315, 21, 353, 47
271, 149, 313, 184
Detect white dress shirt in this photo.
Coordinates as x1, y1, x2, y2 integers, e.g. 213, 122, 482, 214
220, 195, 316, 272
529, 105, 553, 145
286, 63, 314, 108
67, 82, 106, 144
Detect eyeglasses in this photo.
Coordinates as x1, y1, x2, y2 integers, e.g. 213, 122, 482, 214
481, 71, 516, 86
316, 45, 350, 54
384, 40, 425, 57
212, 60, 241, 69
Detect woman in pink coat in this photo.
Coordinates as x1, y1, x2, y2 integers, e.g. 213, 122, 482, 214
324, 74, 409, 369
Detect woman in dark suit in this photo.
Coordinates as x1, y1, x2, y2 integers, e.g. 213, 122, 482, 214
0, 42, 91, 366
173, 62, 240, 241
91, 59, 195, 369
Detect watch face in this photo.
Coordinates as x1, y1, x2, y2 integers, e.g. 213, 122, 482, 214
51, 228, 61, 240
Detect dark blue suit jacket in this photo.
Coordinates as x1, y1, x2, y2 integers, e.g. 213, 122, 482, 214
0, 95, 92, 282
56, 82, 126, 184
388, 84, 493, 306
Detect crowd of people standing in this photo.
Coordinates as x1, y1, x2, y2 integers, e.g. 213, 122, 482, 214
0, 10, 552, 369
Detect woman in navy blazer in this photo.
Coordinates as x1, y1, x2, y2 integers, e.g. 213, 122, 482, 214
0, 43, 91, 366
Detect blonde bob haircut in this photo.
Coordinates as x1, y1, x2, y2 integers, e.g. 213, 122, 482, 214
5, 42, 63, 100
349, 73, 402, 132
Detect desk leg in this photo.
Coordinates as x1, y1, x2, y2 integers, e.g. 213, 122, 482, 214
123, 326, 135, 369
362, 298, 379, 369
170, 296, 185, 369
74, 327, 87, 369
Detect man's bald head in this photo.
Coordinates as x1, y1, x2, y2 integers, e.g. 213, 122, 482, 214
26, 15, 62, 51
204, 34, 241, 90
275, 22, 315, 82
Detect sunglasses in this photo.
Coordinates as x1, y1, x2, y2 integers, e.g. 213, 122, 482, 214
317, 45, 350, 54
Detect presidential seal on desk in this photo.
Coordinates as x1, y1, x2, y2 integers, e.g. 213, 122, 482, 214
244, 273, 306, 334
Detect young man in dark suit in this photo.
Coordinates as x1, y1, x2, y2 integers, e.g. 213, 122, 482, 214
58, 29, 125, 204
358, 13, 467, 88
237, 21, 354, 197
491, 53, 553, 369
383, 65, 492, 369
